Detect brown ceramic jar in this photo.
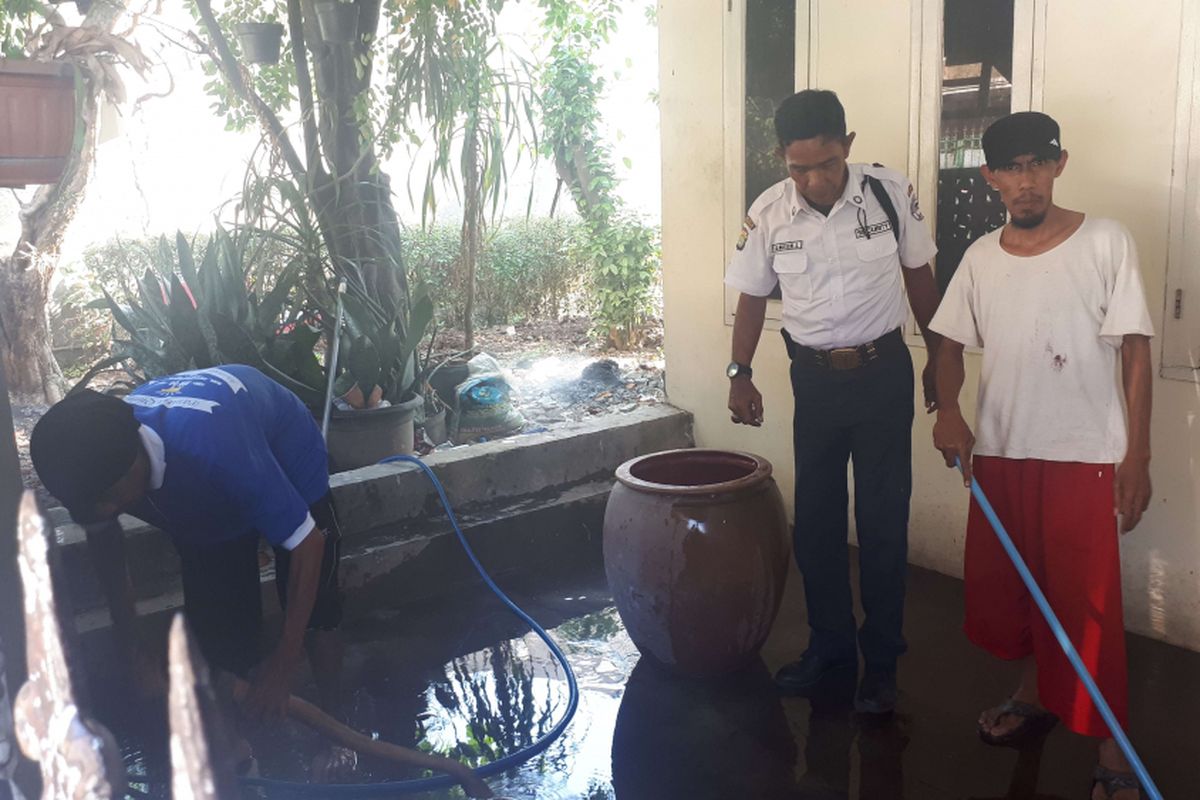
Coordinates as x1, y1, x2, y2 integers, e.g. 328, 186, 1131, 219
603, 449, 790, 677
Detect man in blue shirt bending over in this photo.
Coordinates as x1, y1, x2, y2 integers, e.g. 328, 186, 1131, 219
30, 365, 344, 730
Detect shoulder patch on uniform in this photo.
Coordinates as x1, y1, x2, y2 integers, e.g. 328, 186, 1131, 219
910, 194, 924, 221
736, 216, 755, 251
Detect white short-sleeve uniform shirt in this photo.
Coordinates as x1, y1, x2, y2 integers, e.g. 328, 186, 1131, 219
724, 163, 938, 350
930, 217, 1155, 464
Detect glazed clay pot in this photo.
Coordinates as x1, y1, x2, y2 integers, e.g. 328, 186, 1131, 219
603, 449, 791, 677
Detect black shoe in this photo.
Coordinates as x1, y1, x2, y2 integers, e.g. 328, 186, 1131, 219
774, 649, 857, 695
854, 667, 898, 715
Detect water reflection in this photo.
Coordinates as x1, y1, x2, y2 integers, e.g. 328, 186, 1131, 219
967, 742, 1070, 800
796, 671, 910, 799
77, 555, 1188, 799
93, 603, 921, 799
611, 658, 797, 799
556, 608, 623, 644
419, 639, 560, 765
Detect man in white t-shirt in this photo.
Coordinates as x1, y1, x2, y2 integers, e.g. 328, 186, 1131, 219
931, 112, 1153, 800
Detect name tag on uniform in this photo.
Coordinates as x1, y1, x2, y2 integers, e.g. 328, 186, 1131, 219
854, 220, 893, 240
771, 240, 804, 254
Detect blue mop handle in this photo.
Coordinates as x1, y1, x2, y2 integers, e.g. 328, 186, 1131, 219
957, 458, 1162, 800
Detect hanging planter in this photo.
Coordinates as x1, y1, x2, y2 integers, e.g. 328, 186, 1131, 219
0, 60, 78, 188
315, 2, 359, 45
234, 22, 285, 65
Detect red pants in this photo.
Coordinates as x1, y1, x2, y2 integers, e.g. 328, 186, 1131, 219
964, 456, 1128, 738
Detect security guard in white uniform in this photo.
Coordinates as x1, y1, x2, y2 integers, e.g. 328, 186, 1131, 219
725, 90, 944, 714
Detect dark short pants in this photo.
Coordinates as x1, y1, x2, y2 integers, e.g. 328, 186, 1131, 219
174, 492, 344, 676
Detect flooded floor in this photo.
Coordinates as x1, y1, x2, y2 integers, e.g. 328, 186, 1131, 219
94, 554, 1197, 799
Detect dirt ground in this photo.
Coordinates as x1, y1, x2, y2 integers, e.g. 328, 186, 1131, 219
435, 316, 665, 424
10, 317, 666, 508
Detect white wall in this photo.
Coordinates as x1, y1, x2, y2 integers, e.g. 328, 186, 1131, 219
1038, 0, 1200, 650
660, 0, 1200, 651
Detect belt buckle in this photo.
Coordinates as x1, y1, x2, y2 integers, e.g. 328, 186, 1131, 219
829, 347, 861, 370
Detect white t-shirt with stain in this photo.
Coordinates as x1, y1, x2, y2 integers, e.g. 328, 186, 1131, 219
930, 217, 1155, 464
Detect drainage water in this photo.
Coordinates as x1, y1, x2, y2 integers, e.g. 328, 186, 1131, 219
99, 561, 631, 799
105, 575, 805, 800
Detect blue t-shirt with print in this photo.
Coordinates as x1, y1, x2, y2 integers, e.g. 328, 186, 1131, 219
124, 365, 328, 548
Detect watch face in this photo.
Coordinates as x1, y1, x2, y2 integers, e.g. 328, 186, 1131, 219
726, 362, 740, 378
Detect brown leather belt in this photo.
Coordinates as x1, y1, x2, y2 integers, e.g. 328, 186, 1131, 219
782, 328, 903, 371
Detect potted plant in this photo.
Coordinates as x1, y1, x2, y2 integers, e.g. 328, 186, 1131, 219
322, 282, 434, 470
314, 1, 359, 45
0, 58, 77, 187
78, 226, 326, 408
77, 221, 439, 474
234, 19, 285, 65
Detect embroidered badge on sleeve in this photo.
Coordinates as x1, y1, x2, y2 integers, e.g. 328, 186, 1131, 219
736, 216, 757, 251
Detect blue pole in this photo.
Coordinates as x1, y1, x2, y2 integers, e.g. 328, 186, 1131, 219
958, 459, 1162, 800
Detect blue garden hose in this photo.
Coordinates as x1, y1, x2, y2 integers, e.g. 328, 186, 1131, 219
958, 459, 1162, 800
236, 454, 580, 797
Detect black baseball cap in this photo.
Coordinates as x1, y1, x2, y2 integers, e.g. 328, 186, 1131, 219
982, 112, 1062, 168
30, 389, 141, 523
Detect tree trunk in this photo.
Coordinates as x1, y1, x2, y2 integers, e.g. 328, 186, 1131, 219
460, 117, 483, 351
0, 263, 64, 404
301, 0, 409, 325
195, 0, 410, 338
0, 1, 128, 404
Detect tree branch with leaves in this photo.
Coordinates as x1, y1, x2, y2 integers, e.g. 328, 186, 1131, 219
538, 0, 658, 348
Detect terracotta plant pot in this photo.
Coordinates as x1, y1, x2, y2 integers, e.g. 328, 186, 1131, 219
235, 22, 285, 65
0, 60, 76, 188
603, 448, 791, 677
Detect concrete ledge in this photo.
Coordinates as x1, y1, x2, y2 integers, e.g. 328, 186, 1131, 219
329, 404, 692, 537
54, 405, 694, 627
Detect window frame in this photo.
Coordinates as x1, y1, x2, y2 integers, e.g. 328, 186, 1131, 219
722, 0, 813, 330
1161, 0, 1200, 382
904, 0, 1046, 345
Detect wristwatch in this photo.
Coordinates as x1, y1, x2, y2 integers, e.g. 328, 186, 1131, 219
726, 361, 752, 379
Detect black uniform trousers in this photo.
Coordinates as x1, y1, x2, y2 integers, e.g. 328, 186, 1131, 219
174, 492, 344, 677
788, 329, 914, 670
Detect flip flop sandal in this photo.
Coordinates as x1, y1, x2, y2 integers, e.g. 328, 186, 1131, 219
1090, 765, 1144, 799
977, 698, 1060, 747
